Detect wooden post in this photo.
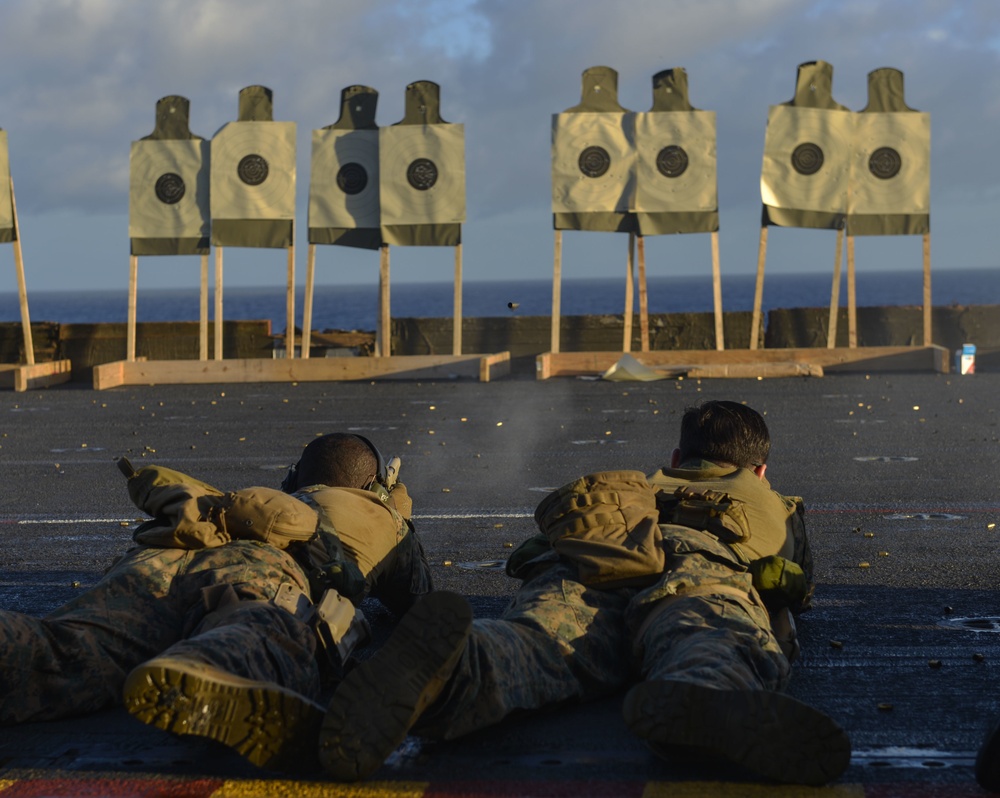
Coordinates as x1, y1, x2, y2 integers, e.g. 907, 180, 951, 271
199, 253, 208, 361
623, 232, 635, 353
9, 179, 34, 366
453, 243, 463, 356
551, 230, 562, 354
749, 226, 768, 350
847, 235, 857, 348
637, 235, 649, 353
922, 232, 932, 345
301, 243, 316, 360
127, 254, 138, 362
285, 243, 296, 359
711, 230, 724, 351
827, 228, 845, 349
378, 244, 391, 357
214, 246, 224, 360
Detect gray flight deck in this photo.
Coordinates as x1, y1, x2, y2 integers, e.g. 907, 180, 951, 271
1, 370, 998, 795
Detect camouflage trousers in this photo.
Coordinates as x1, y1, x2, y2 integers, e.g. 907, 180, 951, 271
0, 541, 320, 724
418, 528, 791, 740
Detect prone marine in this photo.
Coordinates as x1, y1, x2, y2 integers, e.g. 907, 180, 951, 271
0, 432, 432, 772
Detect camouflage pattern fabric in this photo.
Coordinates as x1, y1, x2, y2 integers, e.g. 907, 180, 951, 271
0, 541, 319, 725
416, 562, 634, 740
628, 526, 791, 690
416, 465, 799, 740
418, 540, 787, 740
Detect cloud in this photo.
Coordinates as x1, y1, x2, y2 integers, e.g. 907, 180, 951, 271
1, 0, 1000, 291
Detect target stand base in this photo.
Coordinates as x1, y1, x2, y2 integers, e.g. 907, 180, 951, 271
0, 360, 72, 392
535, 345, 948, 380
93, 352, 510, 390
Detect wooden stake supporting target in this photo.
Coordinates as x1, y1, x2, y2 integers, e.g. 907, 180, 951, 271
551, 230, 563, 354
711, 231, 724, 351
637, 235, 649, 353
214, 247, 223, 360
10, 179, 33, 367
922, 232, 932, 346
378, 244, 391, 357
453, 243, 463, 356
623, 232, 635, 353
826, 228, 845, 349
0, 175, 72, 390
749, 226, 768, 351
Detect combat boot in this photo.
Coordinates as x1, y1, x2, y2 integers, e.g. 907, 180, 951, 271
319, 590, 473, 781
123, 657, 324, 772
623, 679, 851, 786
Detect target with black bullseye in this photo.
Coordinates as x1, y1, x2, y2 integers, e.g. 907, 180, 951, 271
634, 110, 717, 214
0, 130, 12, 237
379, 124, 465, 226
309, 128, 380, 230
552, 113, 633, 214
761, 105, 853, 215
849, 111, 929, 215
129, 139, 210, 242
210, 121, 296, 221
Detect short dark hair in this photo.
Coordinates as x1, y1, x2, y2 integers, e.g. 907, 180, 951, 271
294, 433, 379, 490
677, 400, 770, 469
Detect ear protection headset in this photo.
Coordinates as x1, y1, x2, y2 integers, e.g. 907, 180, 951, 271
281, 433, 388, 493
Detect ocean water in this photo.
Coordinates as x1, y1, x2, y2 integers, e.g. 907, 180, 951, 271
1, 269, 996, 334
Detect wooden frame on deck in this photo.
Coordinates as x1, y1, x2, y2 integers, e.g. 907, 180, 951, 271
536, 345, 948, 380
93, 351, 510, 390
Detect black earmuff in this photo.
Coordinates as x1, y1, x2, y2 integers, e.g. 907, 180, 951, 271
352, 434, 388, 489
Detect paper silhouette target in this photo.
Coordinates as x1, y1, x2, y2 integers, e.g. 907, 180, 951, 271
379, 124, 465, 226
634, 111, 716, 213
850, 112, 929, 216
129, 139, 210, 241
211, 121, 296, 221
761, 105, 853, 214
309, 128, 381, 230
551, 114, 633, 214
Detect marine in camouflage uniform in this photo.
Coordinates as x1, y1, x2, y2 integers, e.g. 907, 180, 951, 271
0, 433, 431, 771
319, 402, 851, 786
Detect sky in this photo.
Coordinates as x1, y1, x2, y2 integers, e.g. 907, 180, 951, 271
1, 0, 999, 295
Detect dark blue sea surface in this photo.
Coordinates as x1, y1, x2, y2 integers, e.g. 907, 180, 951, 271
2, 269, 996, 334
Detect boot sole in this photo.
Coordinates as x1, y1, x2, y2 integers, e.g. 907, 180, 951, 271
319, 590, 473, 781
623, 680, 851, 786
123, 659, 324, 771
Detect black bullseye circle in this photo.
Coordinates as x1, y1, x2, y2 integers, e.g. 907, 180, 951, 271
407, 158, 438, 190
336, 162, 368, 195
154, 173, 185, 204
578, 146, 611, 178
237, 154, 269, 186
791, 142, 824, 176
869, 147, 902, 179
656, 145, 688, 178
